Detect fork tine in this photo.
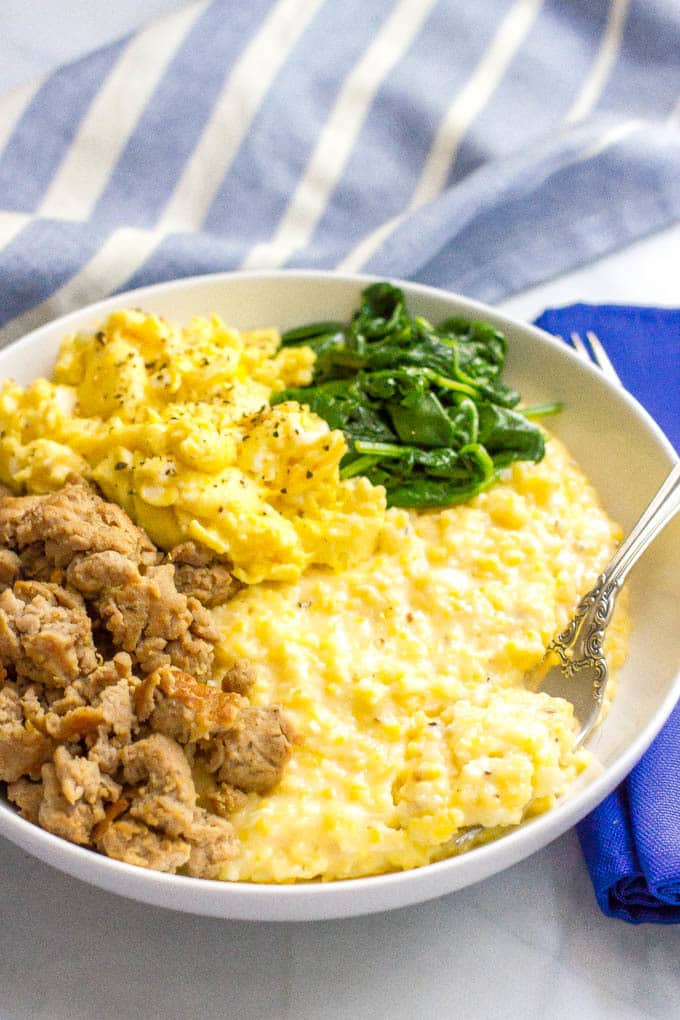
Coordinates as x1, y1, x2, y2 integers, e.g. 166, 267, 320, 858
569, 331, 590, 362
585, 330, 623, 387
568, 330, 623, 388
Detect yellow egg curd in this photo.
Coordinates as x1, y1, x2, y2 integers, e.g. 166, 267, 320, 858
0, 309, 384, 583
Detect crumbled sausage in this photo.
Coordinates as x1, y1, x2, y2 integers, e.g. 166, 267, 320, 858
16, 543, 52, 583
221, 660, 256, 696
103, 735, 239, 876
136, 666, 242, 744
53, 744, 115, 806
121, 733, 197, 839
0, 548, 21, 590
7, 777, 43, 823
38, 748, 121, 845
205, 706, 295, 794
184, 810, 238, 879
86, 730, 124, 776
203, 781, 248, 818
169, 541, 242, 608
42, 654, 137, 745
0, 683, 54, 781
96, 817, 191, 873
165, 598, 219, 681
0, 479, 293, 877
0, 581, 98, 687
0, 476, 158, 570
68, 554, 217, 681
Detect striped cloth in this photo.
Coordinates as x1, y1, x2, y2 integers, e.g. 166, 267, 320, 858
0, 0, 679, 345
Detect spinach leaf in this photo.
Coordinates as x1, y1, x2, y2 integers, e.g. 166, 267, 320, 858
477, 404, 545, 466
273, 283, 559, 508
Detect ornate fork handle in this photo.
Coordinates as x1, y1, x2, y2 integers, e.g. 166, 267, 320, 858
549, 460, 680, 694
549, 573, 618, 697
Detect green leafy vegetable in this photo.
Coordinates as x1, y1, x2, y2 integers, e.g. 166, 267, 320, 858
274, 282, 560, 508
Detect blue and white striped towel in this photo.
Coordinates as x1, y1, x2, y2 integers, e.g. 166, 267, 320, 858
0, 0, 678, 343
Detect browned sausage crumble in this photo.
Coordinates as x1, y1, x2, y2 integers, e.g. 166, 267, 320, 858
0, 477, 294, 877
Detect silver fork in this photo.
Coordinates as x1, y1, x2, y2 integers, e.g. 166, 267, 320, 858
453, 457, 680, 854
568, 330, 622, 386
454, 331, 680, 851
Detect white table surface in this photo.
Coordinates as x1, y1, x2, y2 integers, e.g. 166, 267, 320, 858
1, 6, 679, 1019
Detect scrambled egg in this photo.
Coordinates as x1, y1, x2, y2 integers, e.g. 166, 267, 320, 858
0, 310, 385, 583
0, 309, 630, 883
213, 439, 629, 883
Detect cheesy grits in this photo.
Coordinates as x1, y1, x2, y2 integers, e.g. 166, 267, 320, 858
213, 442, 629, 882
0, 309, 630, 882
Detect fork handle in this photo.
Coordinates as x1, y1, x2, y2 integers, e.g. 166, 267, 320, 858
605, 461, 680, 587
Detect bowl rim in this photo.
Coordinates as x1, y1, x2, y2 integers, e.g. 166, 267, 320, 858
0, 268, 678, 921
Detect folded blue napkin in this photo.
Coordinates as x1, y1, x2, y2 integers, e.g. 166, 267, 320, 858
535, 303, 680, 923
577, 702, 680, 924
534, 304, 679, 452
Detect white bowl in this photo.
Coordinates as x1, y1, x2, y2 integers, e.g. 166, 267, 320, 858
1, 271, 678, 921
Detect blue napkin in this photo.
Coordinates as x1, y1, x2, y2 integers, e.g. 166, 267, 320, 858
535, 303, 680, 923
534, 304, 679, 452
577, 703, 680, 924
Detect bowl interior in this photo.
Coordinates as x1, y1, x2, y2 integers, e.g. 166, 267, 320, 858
0, 271, 678, 921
